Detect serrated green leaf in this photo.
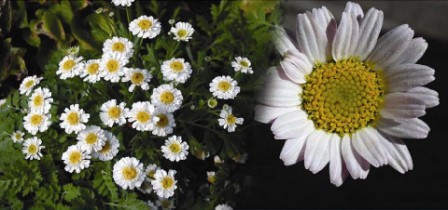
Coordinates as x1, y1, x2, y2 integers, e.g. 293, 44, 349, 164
62, 183, 81, 202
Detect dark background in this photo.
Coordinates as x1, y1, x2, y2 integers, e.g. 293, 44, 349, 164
237, 1, 448, 209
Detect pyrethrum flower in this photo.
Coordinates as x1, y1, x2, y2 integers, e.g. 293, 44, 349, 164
103, 37, 134, 58
218, 105, 244, 132
113, 157, 145, 190
22, 137, 44, 160
161, 58, 192, 84
151, 169, 177, 198
11, 131, 24, 143
62, 144, 91, 173
207, 171, 216, 184
255, 2, 439, 186
231, 56, 253, 74
76, 126, 107, 152
100, 99, 128, 127
99, 52, 128, 83
19, 75, 42, 96
80, 59, 102, 83
59, 104, 90, 134
151, 84, 183, 113
126, 101, 159, 131
209, 76, 240, 100
215, 204, 233, 210
23, 111, 51, 135
161, 135, 189, 162
93, 131, 120, 161
122, 67, 152, 92
129, 15, 162, 39
29, 87, 53, 114
170, 22, 194, 42
152, 108, 176, 137
111, 0, 134, 7
56, 55, 83, 79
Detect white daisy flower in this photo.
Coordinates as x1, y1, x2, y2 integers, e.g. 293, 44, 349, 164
156, 198, 175, 210
161, 135, 189, 162
111, 0, 134, 7
206, 171, 216, 184
76, 125, 107, 152
100, 99, 128, 127
59, 104, 90, 134
56, 55, 83, 79
151, 84, 183, 113
62, 144, 91, 173
11, 131, 24, 143
218, 105, 244, 132
145, 164, 160, 181
99, 52, 128, 83
22, 137, 44, 160
121, 67, 152, 92
255, 2, 439, 186
161, 58, 192, 84
215, 204, 233, 210
103, 37, 134, 58
29, 87, 53, 114
93, 130, 120, 161
170, 22, 194, 42
151, 169, 177, 198
126, 101, 159, 131
209, 76, 240, 100
80, 59, 102, 83
19, 75, 42, 96
231, 56, 253, 74
113, 157, 145, 190
23, 111, 51, 135
129, 15, 162, 39
152, 108, 176, 137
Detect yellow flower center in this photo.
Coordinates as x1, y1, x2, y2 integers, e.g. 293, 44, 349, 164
160, 91, 175, 104
63, 60, 75, 71
30, 114, 43, 126
156, 114, 169, 127
147, 170, 156, 179
138, 19, 152, 30
112, 42, 125, 52
169, 61, 184, 72
67, 112, 79, 125
161, 177, 174, 189
207, 175, 216, 184
177, 29, 187, 38
33, 95, 44, 107
217, 81, 231, 92
107, 106, 121, 119
122, 166, 137, 180
106, 59, 119, 73
169, 143, 181, 154
226, 114, 236, 124
136, 111, 150, 123
99, 141, 111, 154
85, 133, 98, 145
87, 63, 99, 75
240, 60, 249, 68
25, 80, 35, 88
302, 58, 385, 135
131, 72, 144, 85
15, 133, 22, 140
69, 151, 82, 164
28, 144, 38, 154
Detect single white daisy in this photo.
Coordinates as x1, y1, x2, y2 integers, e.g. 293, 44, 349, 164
161, 58, 192, 84
99, 52, 128, 83
93, 130, 120, 161
151, 169, 177, 198
23, 111, 51, 135
59, 104, 90, 134
28, 87, 53, 114
255, 2, 439, 186
113, 157, 145, 190
152, 108, 176, 137
151, 84, 183, 113
80, 59, 102, 83
218, 105, 244, 132
22, 137, 44, 160
103, 37, 134, 58
156, 198, 175, 210
76, 125, 107, 152
209, 76, 240, 100
62, 144, 91, 173
126, 101, 159, 131
111, 0, 134, 7
170, 22, 194, 42
11, 131, 24, 143
129, 15, 162, 39
215, 204, 233, 210
100, 99, 128, 127
121, 67, 152, 92
231, 56, 253, 74
56, 55, 84, 79
144, 164, 160, 181
206, 171, 216, 184
19, 75, 42, 96
161, 135, 189, 162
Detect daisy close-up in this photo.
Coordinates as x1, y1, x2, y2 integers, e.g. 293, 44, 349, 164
161, 135, 189, 162
62, 144, 91, 173
56, 55, 83, 79
76, 125, 106, 152
121, 67, 152, 92
22, 137, 44, 160
99, 52, 128, 83
23, 111, 51, 135
113, 157, 145, 190
161, 58, 193, 84
80, 59, 102, 83
111, 0, 134, 7
255, 2, 439, 186
93, 130, 120, 161
152, 108, 176, 137
19, 75, 42, 96
129, 15, 162, 39
100, 99, 128, 127
209, 76, 240, 100
151, 169, 177, 198
11, 131, 24, 143
126, 101, 159, 131
103, 37, 134, 58
218, 105, 244, 132
59, 104, 90, 134
151, 84, 183, 113
231, 56, 253, 74
28, 87, 53, 114
170, 22, 194, 42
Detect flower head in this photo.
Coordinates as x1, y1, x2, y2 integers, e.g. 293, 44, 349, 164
151, 169, 177, 198
161, 58, 192, 83
103, 37, 134, 58
152, 108, 176, 137
218, 105, 244, 132
111, 0, 134, 7
129, 15, 162, 39
113, 157, 145, 190
170, 22, 194, 42
209, 76, 240, 100
99, 52, 128, 83
11, 131, 24, 143
57, 55, 84, 79
29, 87, 53, 114
22, 137, 44, 160
93, 130, 120, 161
76, 125, 107, 152
122, 67, 152, 92
62, 144, 91, 173
231, 56, 253, 74
144, 164, 159, 181
161, 135, 189, 162
23, 111, 51, 135
126, 101, 159, 131
80, 59, 102, 83
215, 204, 233, 210
207, 171, 216, 184
59, 104, 90, 134
19, 76, 42, 96
151, 84, 183, 113
100, 99, 128, 127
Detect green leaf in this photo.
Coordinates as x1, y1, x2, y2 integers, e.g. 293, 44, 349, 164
40, 11, 66, 41
93, 169, 119, 200
63, 183, 81, 202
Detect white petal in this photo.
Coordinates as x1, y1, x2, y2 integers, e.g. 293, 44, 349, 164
378, 132, 413, 173
354, 8, 383, 60
390, 37, 427, 65
296, 13, 327, 63
385, 64, 435, 92
381, 103, 426, 119
377, 118, 430, 139
256, 77, 302, 107
407, 87, 439, 108
254, 105, 297, 124
309, 6, 337, 56
332, 12, 359, 60
280, 54, 310, 84
344, 2, 364, 21
341, 135, 370, 179
329, 134, 347, 187
352, 128, 388, 167
304, 130, 330, 174
272, 115, 314, 140
280, 135, 308, 166
273, 26, 300, 56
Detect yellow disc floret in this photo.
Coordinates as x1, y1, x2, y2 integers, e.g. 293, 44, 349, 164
169, 61, 184, 72
87, 63, 99, 75
138, 19, 152, 30
169, 143, 181, 154
122, 166, 137, 180
161, 177, 174, 189
301, 57, 384, 136
131, 72, 144, 85
107, 106, 121, 119
69, 151, 82, 164
112, 42, 125, 52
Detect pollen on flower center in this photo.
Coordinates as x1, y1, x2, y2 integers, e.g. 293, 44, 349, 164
108, 106, 121, 119
99, 141, 111, 154
131, 72, 144, 84
301, 57, 385, 135
87, 63, 99, 75
106, 60, 119, 73
136, 111, 150, 123
156, 114, 169, 127
33, 95, 43, 106
112, 42, 125, 52
25, 80, 34, 88
177, 29, 187, 37
63, 60, 75, 71
226, 114, 236, 124
169, 61, 184, 72
169, 143, 181, 154
69, 151, 82, 164
217, 81, 231, 92
161, 177, 174, 189
160, 92, 175, 104
122, 166, 137, 180
240, 61, 249, 68
85, 133, 98, 144
138, 19, 152, 30
30, 114, 43, 126
67, 112, 79, 125
28, 144, 38, 154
